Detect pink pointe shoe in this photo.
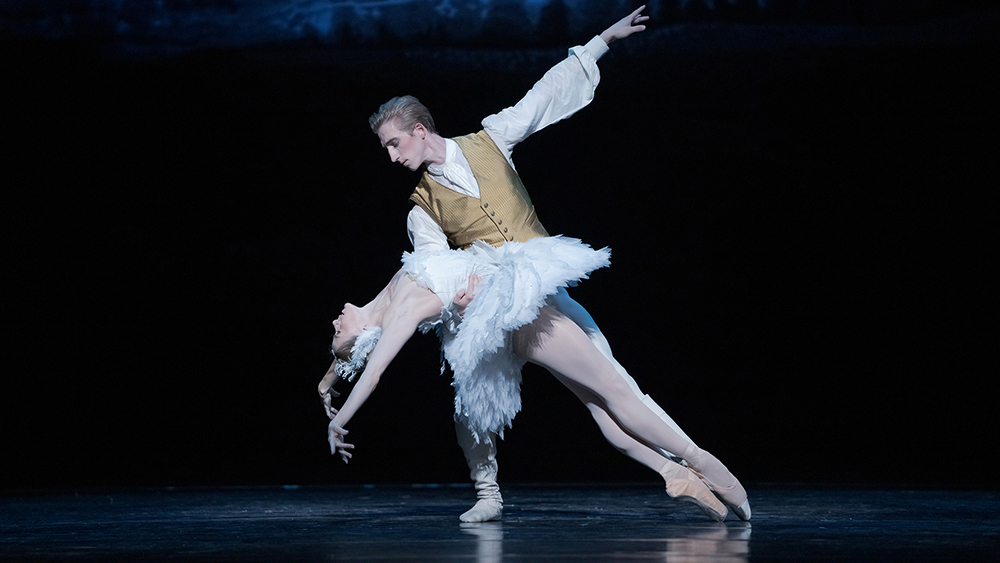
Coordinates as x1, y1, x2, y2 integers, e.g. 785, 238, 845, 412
659, 462, 728, 522
681, 444, 752, 521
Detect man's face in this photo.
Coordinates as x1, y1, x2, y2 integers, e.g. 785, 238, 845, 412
377, 120, 426, 171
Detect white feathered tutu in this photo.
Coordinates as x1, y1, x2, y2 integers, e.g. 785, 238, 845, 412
401, 236, 610, 444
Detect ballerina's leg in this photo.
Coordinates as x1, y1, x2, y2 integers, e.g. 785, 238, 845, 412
514, 306, 693, 455
554, 373, 680, 472
549, 288, 697, 452
548, 370, 730, 521
514, 305, 750, 519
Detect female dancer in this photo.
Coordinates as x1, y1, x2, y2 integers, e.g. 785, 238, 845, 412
318, 237, 750, 521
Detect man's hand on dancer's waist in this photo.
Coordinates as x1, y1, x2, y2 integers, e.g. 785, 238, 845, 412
452, 273, 482, 316
600, 5, 649, 45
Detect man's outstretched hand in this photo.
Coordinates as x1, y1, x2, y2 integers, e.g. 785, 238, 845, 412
600, 5, 649, 45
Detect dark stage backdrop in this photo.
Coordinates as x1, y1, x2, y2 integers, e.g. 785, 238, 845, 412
3, 8, 998, 492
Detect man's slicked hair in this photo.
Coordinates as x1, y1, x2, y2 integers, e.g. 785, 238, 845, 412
369, 95, 438, 136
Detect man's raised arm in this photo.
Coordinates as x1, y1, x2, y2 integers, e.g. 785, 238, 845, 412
482, 6, 649, 160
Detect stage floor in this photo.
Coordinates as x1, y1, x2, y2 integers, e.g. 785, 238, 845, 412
2, 484, 997, 561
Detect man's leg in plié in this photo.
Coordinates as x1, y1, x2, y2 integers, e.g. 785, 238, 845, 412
454, 418, 503, 523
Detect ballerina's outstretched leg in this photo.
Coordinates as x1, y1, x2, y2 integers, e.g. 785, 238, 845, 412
514, 305, 750, 520
554, 373, 728, 521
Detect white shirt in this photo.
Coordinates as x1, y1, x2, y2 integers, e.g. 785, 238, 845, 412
407, 36, 610, 252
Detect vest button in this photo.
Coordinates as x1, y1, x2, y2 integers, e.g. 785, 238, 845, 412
504, 227, 508, 233
491, 211, 495, 216
497, 219, 502, 225
483, 202, 489, 208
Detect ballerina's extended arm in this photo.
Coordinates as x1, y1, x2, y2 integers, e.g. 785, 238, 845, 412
318, 361, 342, 419
317, 272, 405, 420
327, 279, 444, 463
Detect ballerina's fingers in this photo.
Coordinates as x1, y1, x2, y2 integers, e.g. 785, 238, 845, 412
336, 442, 355, 464
320, 391, 340, 419
328, 422, 353, 461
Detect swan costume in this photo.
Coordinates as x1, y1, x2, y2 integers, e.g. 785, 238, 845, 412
401, 236, 610, 444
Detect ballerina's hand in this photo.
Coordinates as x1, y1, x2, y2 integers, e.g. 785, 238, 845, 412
452, 273, 482, 316
328, 421, 354, 463
318, 377, 341, 420
320, 389, 340, 419
600, 5, 649, 45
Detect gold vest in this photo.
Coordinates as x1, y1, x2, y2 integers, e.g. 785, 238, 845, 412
409, 130, 549, 250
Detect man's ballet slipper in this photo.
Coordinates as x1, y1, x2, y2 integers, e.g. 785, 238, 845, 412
459, 498, 503, 523
457, 424, 504, 523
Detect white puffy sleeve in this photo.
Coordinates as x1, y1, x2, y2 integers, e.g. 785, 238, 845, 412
407, 205, 450, 252
482, 36, 609, 162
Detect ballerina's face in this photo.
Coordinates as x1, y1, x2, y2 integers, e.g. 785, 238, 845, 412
332, 303, 364, 357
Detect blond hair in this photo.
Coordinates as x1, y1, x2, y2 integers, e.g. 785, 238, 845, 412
369, 95, 438, 135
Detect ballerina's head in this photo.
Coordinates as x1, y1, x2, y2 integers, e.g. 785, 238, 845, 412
332, 303, 382, 382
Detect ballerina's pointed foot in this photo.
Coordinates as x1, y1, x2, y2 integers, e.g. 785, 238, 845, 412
705, 476, 751, 521
660, 462, 728, 522
732, 498, 751, 521
682, 445, 752, 521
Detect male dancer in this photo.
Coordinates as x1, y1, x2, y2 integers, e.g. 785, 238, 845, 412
322, 6, 750, 523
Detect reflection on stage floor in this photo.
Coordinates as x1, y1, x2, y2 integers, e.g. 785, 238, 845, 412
2, 484, 997, 561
